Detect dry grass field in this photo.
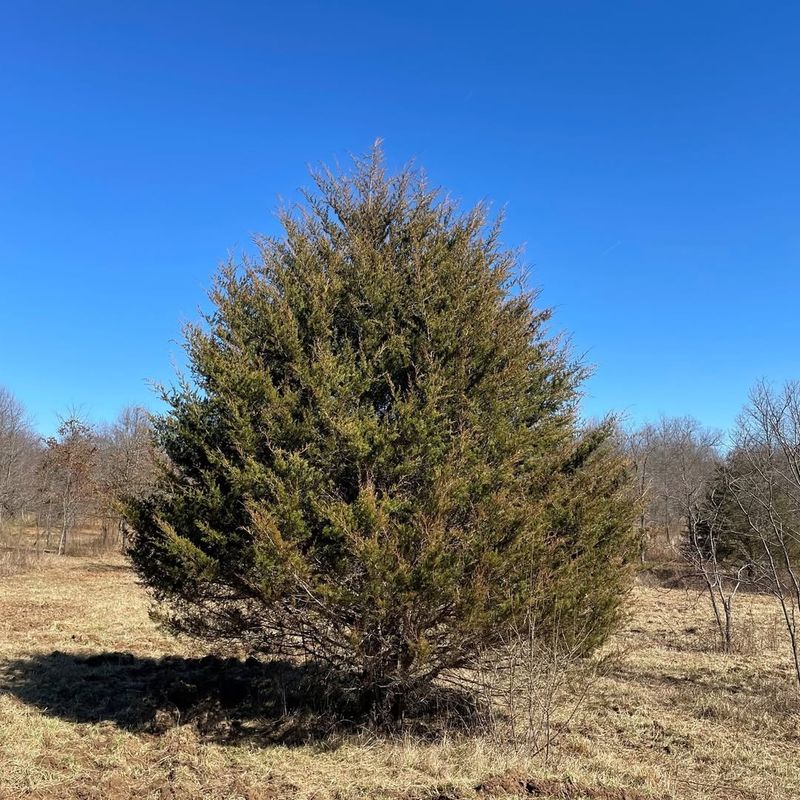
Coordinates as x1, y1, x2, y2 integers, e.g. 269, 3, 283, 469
1, 553, 799, 800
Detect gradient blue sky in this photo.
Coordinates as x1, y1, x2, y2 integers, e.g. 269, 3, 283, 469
2, 2, 798, 436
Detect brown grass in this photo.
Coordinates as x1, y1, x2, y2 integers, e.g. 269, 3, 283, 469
0, 556, 798, 799
0, 523, 119, 578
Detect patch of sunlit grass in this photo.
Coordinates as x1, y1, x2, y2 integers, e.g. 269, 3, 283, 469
0, 557, 798, 799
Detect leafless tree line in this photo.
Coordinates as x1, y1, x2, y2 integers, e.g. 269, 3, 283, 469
625, 415, 721, 561
626, 380, 800, 685
0, 386, 157, 559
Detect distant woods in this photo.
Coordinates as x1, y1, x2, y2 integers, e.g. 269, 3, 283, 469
0, 387, 157, 557
625, 380, 800, 682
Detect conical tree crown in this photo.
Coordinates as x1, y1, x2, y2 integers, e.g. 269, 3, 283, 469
127, 147, 635, 710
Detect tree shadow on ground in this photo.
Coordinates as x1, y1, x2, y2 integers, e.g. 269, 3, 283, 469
1, 651, 480, 746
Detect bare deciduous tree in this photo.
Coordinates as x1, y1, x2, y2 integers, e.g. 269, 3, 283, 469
684, 479, 749, 653
727, 380, 800, 684
96, 407, 157, 547
624, 423, 656, 563
0, 386, 38, 527
42, 415, 98, 556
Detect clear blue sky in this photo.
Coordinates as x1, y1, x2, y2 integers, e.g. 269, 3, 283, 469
2, 2, 798, 436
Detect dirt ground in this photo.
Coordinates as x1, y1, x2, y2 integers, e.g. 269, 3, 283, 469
1, 554, 798, 799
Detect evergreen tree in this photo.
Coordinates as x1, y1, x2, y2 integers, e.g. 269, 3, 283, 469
126, 147, 635, 717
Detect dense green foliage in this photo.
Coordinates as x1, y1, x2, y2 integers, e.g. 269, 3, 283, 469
127, 149, 635, 715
